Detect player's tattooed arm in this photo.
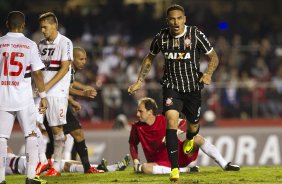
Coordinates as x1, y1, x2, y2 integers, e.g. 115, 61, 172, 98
200, 49, 219, 85
128, 53, 156, 94
206, 49, 219, 75
137, 54, 155, 83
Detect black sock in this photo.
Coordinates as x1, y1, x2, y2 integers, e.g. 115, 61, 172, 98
186, 125, 200, 140
43, 115, 54, 159
71, 144, 77, 160
166, 129, 178, 169
74, 140, 90, 172
45, 141, 54, 160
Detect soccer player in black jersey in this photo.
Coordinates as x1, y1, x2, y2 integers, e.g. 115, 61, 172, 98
128, 4, 219, 181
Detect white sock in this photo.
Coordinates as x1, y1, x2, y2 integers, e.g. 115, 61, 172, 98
69, 164, 84, 173
35, 128, 48, 164
60, 160, 66, 171
26, 136, 39, 179
152, 165, 171, 174
53, 132, 65, 171
64, 134, 74, 160
152, 165, 190, 174
179, 167, 190, 172
39, 153, 48, 165
187, 160, 197, 168
200, 139, 227, 169
43, 134, 49, 146
0, 138, 7, 182
106, 164, 118, 172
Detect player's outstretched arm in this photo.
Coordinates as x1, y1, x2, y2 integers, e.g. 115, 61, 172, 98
128, 53, 155, 95
70, 81, 97, 99
72, 81, 93, 90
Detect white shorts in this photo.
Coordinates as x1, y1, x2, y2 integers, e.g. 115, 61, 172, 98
46, 96, 68, 127
0, 103, 37, 138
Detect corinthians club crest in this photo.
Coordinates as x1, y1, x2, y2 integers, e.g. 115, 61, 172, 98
184, 37, 192, 47
165, 97, 173, 107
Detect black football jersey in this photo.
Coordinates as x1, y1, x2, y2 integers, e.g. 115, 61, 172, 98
150, 26, 213, 92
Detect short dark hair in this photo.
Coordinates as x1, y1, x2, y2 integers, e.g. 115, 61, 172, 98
74, 47, 86, 55
7, 11, 25, 29
166, 4, 185, 16
39, 12, 58, 25
138, 97, 158, 115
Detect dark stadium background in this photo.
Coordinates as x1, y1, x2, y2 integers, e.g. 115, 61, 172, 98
1, 0, 281, 166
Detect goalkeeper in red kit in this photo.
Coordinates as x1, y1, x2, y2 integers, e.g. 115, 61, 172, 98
129, 97, 240, 174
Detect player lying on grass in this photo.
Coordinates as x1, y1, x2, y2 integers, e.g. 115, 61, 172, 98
5, 148, 130, 175
65, 154, 131, 173
129, 97, 240, 174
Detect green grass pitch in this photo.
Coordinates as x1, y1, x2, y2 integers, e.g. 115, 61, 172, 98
6, 166, 282, 184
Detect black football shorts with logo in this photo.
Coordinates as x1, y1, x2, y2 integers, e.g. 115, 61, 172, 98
162, 87, 201, 124
63, 105, 82, 134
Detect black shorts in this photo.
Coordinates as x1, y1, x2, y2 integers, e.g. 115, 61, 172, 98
162, 88, 201, 123
63, 105, 81, 134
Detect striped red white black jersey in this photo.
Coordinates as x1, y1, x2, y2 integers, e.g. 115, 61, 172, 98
150, 25, 213, 92
38, 32, 73, 97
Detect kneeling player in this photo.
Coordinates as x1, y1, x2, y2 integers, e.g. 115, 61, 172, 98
129, 97, 240, 174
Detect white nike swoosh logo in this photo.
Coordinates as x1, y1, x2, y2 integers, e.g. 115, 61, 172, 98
170, 150, 177, 154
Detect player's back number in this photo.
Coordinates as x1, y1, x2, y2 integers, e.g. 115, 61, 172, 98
1, 51, 24, 76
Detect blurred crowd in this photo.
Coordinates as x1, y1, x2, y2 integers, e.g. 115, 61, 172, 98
0, 0, 281, 121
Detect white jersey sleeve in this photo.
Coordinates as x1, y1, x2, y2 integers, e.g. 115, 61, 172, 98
30, 42, 45, 71
61, 38, 73, 62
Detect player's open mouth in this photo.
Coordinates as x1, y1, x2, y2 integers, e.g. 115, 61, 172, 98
173, 26, 180, 31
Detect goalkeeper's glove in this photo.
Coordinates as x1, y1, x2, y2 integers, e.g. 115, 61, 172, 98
133, 159, 142, 173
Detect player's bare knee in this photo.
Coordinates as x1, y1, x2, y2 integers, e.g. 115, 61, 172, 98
142, 163, 154, 174
51, 126, 63, 135
54, 131, 65, 141
194, 135, 203, 148
70, 129, 84, 141
189, 123, 199, 132
166, 119, 178, 129
64, 162, 71, 172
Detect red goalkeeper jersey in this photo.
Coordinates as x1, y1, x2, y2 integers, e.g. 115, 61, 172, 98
129, 115, 168, 164
129, 114, 198, 167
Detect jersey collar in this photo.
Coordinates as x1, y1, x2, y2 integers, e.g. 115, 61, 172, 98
47, 32, 62, 44
173, 25, 187, 38
6, 32, 24, 37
